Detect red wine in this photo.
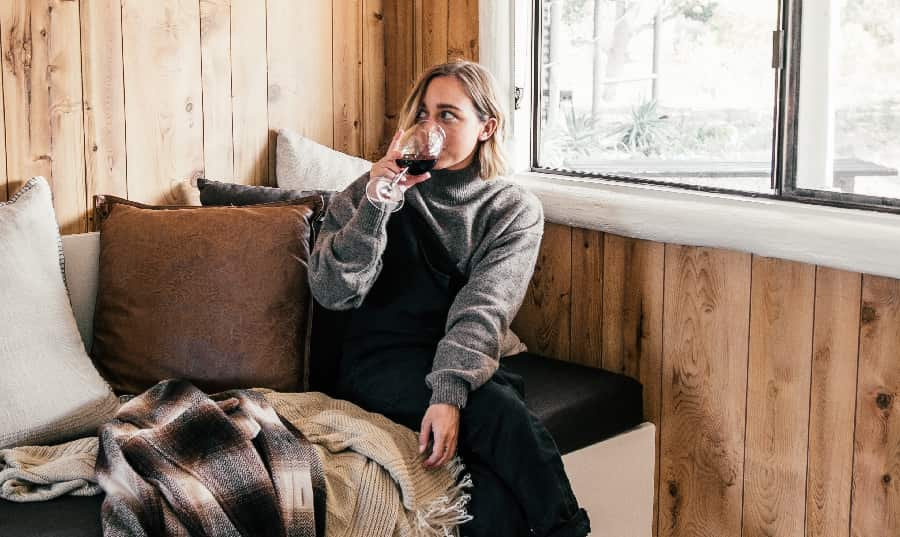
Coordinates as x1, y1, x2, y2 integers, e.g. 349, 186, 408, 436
396, 157, 437, 175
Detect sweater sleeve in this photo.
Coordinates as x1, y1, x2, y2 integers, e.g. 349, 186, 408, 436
308, 173, 393, 310
425, 194, 544, 408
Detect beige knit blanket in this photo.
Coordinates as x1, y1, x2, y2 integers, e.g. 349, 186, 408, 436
0, 390, 472, 537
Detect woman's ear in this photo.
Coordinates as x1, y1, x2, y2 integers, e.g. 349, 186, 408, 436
478, 118, 498, 141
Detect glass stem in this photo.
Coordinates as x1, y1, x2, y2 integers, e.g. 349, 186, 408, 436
390, 167, 410, 188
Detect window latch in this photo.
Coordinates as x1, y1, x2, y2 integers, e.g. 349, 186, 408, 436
514, 87, 524, 110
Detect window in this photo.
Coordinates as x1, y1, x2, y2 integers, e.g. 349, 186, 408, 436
531, 0, 900, 211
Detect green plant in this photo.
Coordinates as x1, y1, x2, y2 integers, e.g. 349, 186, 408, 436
612, 99, 671, 156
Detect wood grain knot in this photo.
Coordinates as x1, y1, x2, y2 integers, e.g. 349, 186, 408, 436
883, 474, 892, 485
861, 304, 877, 324
876, 392, 892, 410
185, 101, 193, 113
373, 11, 383, 21
668, 480, 678, 497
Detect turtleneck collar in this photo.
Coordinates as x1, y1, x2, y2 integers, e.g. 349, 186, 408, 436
416, 160, 489, 201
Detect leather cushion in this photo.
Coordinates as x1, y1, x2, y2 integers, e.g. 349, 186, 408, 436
0, 495, 103, 537
502, 352, 644, 454
90, 195, 324, 395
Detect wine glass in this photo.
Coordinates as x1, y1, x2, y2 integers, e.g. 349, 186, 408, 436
366, 120, 445, 212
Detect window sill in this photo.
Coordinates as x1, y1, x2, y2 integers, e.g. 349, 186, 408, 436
511, 171, 900, 280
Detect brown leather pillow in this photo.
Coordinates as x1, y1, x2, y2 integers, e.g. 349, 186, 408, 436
90, 194, 324, 395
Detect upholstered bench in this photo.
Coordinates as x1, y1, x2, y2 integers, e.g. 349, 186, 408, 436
0, 233, 655, 537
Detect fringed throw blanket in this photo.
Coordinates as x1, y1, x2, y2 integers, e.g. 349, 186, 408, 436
5, 382, 471, 536
96, 380, 323, 537
261, 390, 473, 537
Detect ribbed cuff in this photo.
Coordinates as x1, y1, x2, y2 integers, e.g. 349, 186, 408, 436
429, 377, 469, 409
354, 195, 391, 233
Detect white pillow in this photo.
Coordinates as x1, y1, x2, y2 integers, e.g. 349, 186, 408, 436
0, 177, 120, 448
275, 129, 371, 192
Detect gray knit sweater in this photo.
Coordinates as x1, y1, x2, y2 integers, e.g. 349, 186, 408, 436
308, 164, 544, 408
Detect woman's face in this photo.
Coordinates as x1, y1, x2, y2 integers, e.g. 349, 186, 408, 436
416, 76, 497, 171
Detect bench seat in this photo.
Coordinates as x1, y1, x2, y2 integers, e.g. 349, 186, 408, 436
0, 353, 644, 537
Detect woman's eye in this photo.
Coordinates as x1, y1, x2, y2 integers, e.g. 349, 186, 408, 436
416, 109, 428, 119
440, 111, 456, 121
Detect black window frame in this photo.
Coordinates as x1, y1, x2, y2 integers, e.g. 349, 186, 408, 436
529, 0, 900, 215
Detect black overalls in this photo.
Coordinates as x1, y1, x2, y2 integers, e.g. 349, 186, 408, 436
335, 205, 590, 537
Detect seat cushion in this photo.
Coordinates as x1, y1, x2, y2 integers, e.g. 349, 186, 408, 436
502, 352, 644, 455
0, 495, 103, 537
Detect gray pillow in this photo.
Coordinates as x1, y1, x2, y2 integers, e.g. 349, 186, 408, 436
0, 177, 120, 448
197, 178, 333, 207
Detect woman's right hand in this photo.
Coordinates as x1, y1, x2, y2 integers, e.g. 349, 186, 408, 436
370, 129, 431, 191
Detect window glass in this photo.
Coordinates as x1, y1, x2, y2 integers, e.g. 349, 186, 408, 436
537, 0, 779, 193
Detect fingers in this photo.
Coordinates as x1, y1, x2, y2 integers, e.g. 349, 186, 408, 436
398, 172, 430, 188
371, 158, 402, 181
437, 434, 457, 467
425, 431, 444, 467
419, 418, 432, 455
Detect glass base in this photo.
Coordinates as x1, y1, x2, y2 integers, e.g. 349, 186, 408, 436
365, 176, 405, 212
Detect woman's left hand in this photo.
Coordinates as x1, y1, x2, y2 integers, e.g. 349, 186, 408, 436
419, 403, 460, 469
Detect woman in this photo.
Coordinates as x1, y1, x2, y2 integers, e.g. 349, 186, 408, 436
309, 60, 590, 537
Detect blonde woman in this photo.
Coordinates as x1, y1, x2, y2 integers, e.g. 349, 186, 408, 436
309, 61, 590, 537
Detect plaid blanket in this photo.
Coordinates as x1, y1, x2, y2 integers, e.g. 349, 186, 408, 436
96, 379, 323, 537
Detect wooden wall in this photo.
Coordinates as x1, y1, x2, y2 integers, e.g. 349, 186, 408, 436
0, 0, 477, 232
512, 223, 900, 537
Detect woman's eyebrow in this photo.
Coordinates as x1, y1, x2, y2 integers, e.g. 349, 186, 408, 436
435, 103, 462, 111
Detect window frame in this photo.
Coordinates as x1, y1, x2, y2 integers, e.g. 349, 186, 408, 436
526, 0, 900, 216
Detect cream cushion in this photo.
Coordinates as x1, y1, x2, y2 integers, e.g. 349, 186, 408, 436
275, 129, 371, 192
0, 177, 119, 449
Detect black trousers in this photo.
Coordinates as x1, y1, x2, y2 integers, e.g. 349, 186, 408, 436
337, 347, 591, 537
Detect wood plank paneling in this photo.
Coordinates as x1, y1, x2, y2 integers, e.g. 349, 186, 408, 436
266, 0, 334, 184
421, 0, 448, 68
333, 0, 363, 157
121, 0, 203, 204
851, 275, 900, 537
447, 0, 478, 61
570, 228, 603, 368
230, 0, 267, 185
602, 236, 665, 378
806, 267, 861, 537
0, 14, 7, 201
602, 234, 665, 536
513, 222, 572, 360
1, 0, 52, 197
742, 257, 816, 537
384, 0, 415, 146
413, 0, 424, 76
199, 0, 234, 180
362, 0, 386, 161
80, 0, 128, 219
47, 0, 88, 234
0, 0, 86, 227
659, 245, 751, 537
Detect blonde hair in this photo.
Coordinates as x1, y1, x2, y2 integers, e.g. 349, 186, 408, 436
398, 60, 508, 180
